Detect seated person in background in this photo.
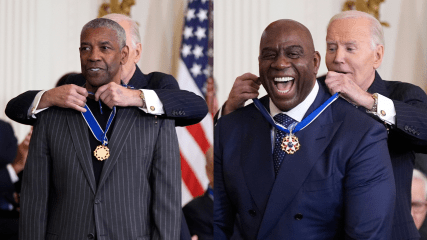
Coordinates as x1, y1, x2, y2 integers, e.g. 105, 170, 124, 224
0, 120, 31, 240
6, 13, 208, 127
412, 169, 427, 230
183, 147, 214, 240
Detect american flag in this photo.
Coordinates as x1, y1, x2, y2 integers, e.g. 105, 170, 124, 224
176, 0, 215, 205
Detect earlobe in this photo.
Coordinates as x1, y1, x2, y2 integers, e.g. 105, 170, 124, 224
121, 45, 129, 65
134, 43, 142, 63
313, 51, 321, 75
373, 45, 384, 69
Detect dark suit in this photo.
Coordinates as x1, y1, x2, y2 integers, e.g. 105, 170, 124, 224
0, 120, 17, 194
0, 120, 19, 240
183, 189, 243, 240
20, 104, 181, 239
319, 71, 427, 240
5, 65, 208, 127
214, 82, 396, 239
183, 190, 213, 240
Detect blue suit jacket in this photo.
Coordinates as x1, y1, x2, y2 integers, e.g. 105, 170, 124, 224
5, 65, 208, 127
214, 82, 396, 240
319, 72, 427, 240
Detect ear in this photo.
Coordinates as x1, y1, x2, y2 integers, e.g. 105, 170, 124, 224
373, 44, 384, 69
120, 45, 129, 65
134, 43, 142, 64
313, 51, 321, 75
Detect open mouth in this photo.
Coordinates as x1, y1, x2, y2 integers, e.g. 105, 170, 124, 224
274, 77, 294, 94
89, 68, 102, 72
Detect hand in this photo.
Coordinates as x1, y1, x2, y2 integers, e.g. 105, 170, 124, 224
39, 84, 88, 112
12, 128, 33, 174
223, 73, 261, 115
94, 82, 143, 109
324, 71, 374, 109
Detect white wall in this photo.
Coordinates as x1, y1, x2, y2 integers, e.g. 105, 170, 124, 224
214, 0, 427, 107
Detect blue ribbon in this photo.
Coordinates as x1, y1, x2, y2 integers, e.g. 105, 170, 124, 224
253, 92, 339, 134
82, 83, 134, 145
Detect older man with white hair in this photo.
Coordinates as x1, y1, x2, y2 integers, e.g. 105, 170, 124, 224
321, 10, 427, 240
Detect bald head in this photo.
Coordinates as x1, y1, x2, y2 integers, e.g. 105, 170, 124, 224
261, 19, 315, 55
258, 19, 320, 111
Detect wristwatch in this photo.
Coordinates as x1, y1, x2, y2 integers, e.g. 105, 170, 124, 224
370, 93, 378, 113
139, 90, 146, 108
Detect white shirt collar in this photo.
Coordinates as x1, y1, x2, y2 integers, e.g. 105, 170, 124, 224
269, 80, 319, 122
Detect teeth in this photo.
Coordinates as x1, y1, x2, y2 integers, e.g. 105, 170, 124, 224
278, 89, 290, 94
274, 77, 294, 82
90, 68, 100, 71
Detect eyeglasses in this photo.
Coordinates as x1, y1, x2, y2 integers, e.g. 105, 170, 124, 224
411, 201, 427, 213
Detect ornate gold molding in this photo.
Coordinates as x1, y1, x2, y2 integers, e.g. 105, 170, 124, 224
98, 0, 136, 18
342, 0, 389, 27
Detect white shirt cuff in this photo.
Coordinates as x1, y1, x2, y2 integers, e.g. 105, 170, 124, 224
139, 89, 164, 115
370, 93, 396, 125
29, 90, 49, 118
6, 164, 19, 183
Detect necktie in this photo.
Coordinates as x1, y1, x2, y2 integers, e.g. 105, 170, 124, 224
272, 113, 297, 176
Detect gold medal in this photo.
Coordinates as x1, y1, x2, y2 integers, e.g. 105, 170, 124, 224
94, 145, 110, 161
281, 134, 300, 154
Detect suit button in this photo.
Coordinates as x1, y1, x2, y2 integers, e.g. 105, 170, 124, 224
248, 209, 256, 217
87, 233, 94, 239
294, 213, 303, 220
94, 198, 100, 204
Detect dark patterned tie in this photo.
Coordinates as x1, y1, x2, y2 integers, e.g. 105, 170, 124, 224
272, 113, 298, 176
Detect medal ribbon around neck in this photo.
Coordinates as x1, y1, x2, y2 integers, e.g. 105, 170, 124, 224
81, 90, 117, 161
252, 92, 339, 153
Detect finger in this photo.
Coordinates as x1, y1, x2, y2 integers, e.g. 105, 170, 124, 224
72, 97, 87, 108
74, 86, 89, 97
69, 104, 87, 113
98, 86, 113, 104
238, 72, 259, 80
240, 83, 261, 93
94, 84, 110, 101
102, 94, 115, 109
241, 92, 259, 99
254, 77, 262, 85
72, 91, 88, 104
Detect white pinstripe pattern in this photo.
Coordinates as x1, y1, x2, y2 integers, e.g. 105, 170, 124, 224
20, 107, 181, 240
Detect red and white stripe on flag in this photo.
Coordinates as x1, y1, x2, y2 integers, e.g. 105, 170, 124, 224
177, 0, 214, 205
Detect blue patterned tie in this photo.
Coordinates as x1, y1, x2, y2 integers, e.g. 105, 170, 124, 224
272, 113, 298, 176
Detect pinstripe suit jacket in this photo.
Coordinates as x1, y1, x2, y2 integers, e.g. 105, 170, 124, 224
319, 71, 427, 240
19, 104, 181, 240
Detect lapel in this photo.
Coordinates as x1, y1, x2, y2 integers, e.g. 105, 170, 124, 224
96, 107, 138, 190
257, 83, 343, 239
67, 110, 97, 194
241, 96, 276, 213
128, 65, 149, 89
367, 71, 388, 96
